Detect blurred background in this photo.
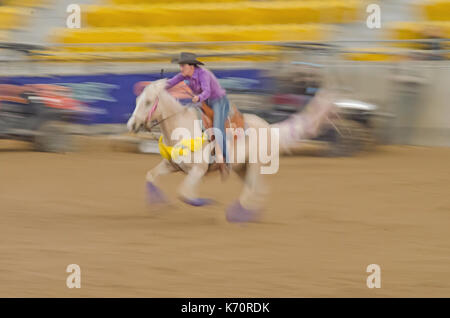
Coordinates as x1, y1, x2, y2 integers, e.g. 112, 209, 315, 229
0, 0, 449, 151
0, 0, 449, 298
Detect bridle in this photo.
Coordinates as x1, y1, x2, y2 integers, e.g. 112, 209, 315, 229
144, 95, 193, 131
143, 84, 198, 131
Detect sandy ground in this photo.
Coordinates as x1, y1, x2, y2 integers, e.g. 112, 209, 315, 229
0, 139, 449, 297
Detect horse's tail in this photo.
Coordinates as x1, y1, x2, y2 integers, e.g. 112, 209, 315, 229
270, 89, 337, 154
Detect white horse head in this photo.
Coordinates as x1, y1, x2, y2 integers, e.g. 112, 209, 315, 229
127, 79, 168, 133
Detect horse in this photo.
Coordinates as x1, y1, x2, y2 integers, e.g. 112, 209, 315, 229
127, 78, 335, 222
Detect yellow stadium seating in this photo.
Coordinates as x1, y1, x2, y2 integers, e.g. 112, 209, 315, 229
389, 21, 450, 39
31, 48, 282, 62
0, 7, 28, 30
82, 1, 360, 28
2, 0, 47, 7
111, 0, 245, 3
109, 0, 351, 4
53, 24, 328, 44
42, 0, 364, 62
45, 23, 329, 61
419, 0, 450, 21
342, 48, 406, 61
387, 21, 449, 52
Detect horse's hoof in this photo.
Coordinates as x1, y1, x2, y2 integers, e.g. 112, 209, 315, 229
226, 201, 261, 223
180, 197, 214, 207
146, 182, 168, 204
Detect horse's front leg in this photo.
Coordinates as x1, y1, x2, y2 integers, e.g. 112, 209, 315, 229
178, 162, 212, 207
146, 159, 177, 204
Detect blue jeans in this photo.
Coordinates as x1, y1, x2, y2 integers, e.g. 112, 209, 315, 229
207, 95, 230, 162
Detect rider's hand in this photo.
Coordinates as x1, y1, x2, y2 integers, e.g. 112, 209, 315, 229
192, 96, 200, 103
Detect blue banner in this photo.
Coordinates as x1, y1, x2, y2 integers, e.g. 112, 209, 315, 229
0, 69, 270, 124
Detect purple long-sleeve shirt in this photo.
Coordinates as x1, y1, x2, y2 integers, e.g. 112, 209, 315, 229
166, 67, 226, 102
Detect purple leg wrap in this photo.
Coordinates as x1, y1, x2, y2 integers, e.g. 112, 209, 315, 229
146, 182, 168, 204
226, 200, 261, 223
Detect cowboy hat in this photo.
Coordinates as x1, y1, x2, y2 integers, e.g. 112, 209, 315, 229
171, 52, 204, 65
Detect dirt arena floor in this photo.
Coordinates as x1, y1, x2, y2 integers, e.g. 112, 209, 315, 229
0, 138, 449, 297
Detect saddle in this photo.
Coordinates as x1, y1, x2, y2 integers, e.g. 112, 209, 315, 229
199, 102, 245, 133
157, 103, 244, 162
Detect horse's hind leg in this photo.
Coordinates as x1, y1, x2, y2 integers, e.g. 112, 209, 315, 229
227, 163, 266, 223
146, 159, 177, 204
178, 163, 212, 207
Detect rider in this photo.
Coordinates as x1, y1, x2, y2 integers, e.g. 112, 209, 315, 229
166, 52, 230, 174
